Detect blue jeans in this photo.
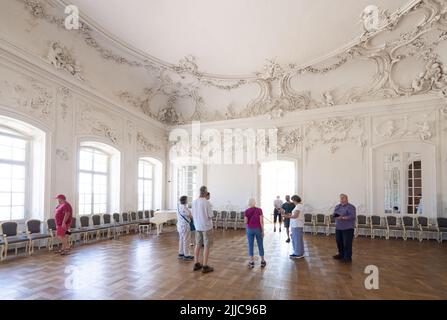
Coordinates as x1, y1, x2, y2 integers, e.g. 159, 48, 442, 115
291, 227, 304, 256
246, 228, 264, 257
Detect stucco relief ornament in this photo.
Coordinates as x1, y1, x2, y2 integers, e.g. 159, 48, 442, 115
276, 128, 303, 154
47, 42, 83, 81
410, 59, 447, 95
137, 132, 160, 152
56, 148, 68, 161
415, 121, 432, 141
157, 96, 182, 125
322, 91, 335, 107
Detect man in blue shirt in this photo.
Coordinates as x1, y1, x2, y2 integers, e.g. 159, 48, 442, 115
333, 194, 356, 263
281, 195, 295, 243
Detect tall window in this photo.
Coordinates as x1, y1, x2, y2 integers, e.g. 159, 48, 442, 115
176, 166, 198, 204
138, 160, 154, 211
78, 147, 109, 215
0, 129, 28, 221
408, 159, 422, 214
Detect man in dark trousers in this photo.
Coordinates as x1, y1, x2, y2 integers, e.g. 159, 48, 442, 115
281, 195, 295, 243
333, 194, 356, 263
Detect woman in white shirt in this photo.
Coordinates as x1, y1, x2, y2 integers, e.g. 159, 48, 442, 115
284, 195, 305, 259
177, 195, 194, 261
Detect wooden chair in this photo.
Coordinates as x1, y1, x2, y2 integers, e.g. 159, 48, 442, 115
370, 215, 387, 239
314, 214, 327, 235
437, 218, 447, 243
417, 216, 438, 242
385, 215, 403, 239
26, 219, 51, 254
402, 216, 418, 240
303, 213, 314, 234
355, 215, 370, 238
0, 221, 30, 259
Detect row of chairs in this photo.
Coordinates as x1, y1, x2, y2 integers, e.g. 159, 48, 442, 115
212, 210, 246, 230
303, 214, 447, 243
0, 210, 156, 261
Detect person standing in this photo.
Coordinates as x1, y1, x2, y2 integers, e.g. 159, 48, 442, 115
245, 198, 266, 269
177, 195, 194, 261
191, 186, 214, 273
281, 195, 295, 243
54, 194, 73, 255
287, 195, 305, 259
273, 196, 283, 232
333, 194, 356, 263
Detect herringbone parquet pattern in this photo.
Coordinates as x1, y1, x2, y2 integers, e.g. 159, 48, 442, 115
0, 226, 446, 300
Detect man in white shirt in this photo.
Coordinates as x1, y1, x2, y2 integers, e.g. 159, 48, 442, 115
285, 195, 305, 259
192, 186, 214, 273
273, 196, 283, 232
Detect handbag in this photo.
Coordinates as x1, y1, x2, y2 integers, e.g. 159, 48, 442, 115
178, 206, 195, 232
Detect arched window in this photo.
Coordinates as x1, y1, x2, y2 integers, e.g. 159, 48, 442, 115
0, 115, 45, 222
138, 157, 163, 211
0, 127, 28, 220
138, 160, 154, 211
78, 142, 120, 215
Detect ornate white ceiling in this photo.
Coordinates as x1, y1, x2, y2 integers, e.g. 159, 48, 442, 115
5, 0, 447, 126
67, 0, 407, 76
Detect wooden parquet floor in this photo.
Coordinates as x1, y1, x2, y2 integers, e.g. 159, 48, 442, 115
0, 226, 446, 300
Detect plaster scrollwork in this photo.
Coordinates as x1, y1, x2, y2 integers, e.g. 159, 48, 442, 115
56, 147, 68, 161
19, 0, 447, 124
276, 128, 303, 154
136, 132, 161, 152
77, 103, 121, 145
47, 42, 83, 81
56, 86, 71, 121
304, 117, 367, 154
374, 115, 435, 141
0, 76, 53, 121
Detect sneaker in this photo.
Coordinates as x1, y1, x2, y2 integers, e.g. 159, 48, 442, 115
273, 227, 276, 232
193, 262, 203, 271
286, 238, 290, 243
182, 256, 194, 261
248, 261, 255, 269
289, 254, 298, 259
202, 265, 214, 273
279, 228, 282, 232
295, 255, 305, 259
260, 260, 267, 268
333, 254, 343, 260
178, 254, 185, 259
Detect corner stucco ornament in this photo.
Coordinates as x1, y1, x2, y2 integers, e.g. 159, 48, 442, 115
47, 42, 83, 81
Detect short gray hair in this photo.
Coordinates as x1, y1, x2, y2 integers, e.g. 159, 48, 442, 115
248, 198, 256, 208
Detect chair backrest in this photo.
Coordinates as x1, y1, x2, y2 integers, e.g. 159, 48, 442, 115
316, 214, 325, 223
27, 219, 41, 234
113, 213, 120, 223
213, 210, 218, 218
357, 215, 368, 225
220, 211, 228, 219
138, 211, 144, 220
131, 211, 137, 221
330, 214, 335, 223
144, 210, 150, 219
417, 216, 428, 227
437, 217, 447, 228
304, 213, 313, 222
402, 216, 414, 227
47, 218, 57, 231
230, 211, 237, 219
92, 214, 101, 226
71, 217, 77, 229
80, 215, 90, 227
371, 215, 382, 226
386, 215, 397, 226
239, 211, 245, 219
103, 213, 111, 224
150, 210, 155, 218
1, 222, 18, 237
122, 212, 130, 222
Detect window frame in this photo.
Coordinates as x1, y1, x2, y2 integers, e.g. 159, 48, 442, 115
0, 127, 31, 222
138, 159, 155, 212
78, 146, 110, 216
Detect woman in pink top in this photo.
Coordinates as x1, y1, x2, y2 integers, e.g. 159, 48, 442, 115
54, 194, 73, 255
244, 198, 266, 269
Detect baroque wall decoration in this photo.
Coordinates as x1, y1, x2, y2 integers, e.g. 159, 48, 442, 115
56, 86, 71, 121
0, 74, 53, 122
76, 101, 121, 145
136, 132, 161, 152
374, 114, 436, 142
55, 147, 68, 161
46, 41, 83, 81
16, 0, 447, 125
304, 117, 367, 154
276, 127, 303, 154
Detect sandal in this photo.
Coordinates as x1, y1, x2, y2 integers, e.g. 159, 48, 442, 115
261, 260, 267, 268
248, 261, 255, 269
